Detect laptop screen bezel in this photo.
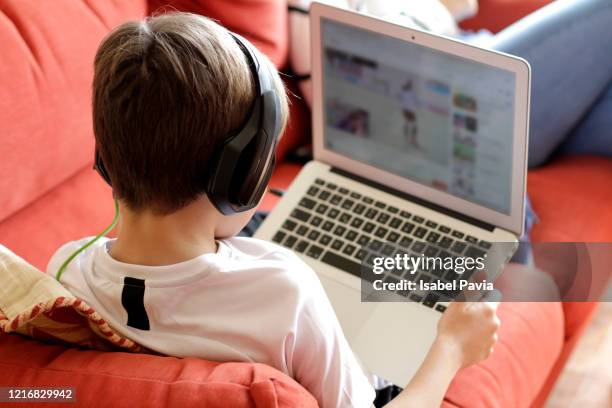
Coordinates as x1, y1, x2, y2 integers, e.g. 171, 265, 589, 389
310, 2, 530, 236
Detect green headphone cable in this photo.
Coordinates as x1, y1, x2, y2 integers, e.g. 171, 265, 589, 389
55, 198, 120, 281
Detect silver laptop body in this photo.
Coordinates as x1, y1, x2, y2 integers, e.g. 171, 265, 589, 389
256, 3, 530, 385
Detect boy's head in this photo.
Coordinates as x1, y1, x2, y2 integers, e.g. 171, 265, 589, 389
92, 12, 288, 216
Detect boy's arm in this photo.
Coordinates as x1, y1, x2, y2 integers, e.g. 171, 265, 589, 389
286, 259, 498, 408
385, 301, 500, 408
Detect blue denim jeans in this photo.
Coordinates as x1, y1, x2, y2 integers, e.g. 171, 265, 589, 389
462, 0, 612, 246
477, 0, 612, 168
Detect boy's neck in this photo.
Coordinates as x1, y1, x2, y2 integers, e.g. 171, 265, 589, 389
109, 199, 218, 266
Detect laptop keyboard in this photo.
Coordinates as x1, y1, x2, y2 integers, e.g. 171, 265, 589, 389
271, 178, 493, 312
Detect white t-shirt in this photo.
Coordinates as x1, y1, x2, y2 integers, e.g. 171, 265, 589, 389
47, 237, 375, 408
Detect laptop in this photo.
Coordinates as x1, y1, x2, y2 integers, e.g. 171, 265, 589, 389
256, 2, 530, 385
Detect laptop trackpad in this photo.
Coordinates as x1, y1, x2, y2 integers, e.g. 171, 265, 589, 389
350, 302, 440, 386
319, 277, 378, 340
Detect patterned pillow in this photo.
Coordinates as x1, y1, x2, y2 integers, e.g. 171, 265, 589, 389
0, 244, 147, 353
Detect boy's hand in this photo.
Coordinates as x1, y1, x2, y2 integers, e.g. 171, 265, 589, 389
436, 301, 500, 368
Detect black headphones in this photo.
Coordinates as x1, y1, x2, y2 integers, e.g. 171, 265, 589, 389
94, 32, 282, 215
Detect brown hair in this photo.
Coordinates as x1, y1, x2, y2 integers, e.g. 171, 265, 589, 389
93, 12, 288, 214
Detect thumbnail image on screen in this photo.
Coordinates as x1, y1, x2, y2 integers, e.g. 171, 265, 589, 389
321, 19, 516, 214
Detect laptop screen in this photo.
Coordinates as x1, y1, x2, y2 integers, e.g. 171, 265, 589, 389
321, 19, 516, 215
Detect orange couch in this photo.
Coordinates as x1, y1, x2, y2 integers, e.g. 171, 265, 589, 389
0, 1, 607, 407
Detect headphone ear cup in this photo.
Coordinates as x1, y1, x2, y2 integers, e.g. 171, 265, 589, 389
237, 138, 277, 206
235, 91, 280, 205
257, 154, 276, 199
247, 153, 276, 208
206, 32, 282, 215
94, 150, 113, 186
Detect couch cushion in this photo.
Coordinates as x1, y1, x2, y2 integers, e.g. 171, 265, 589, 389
0, 334, 317, 407
0, 244, 146, 352
0, 0, 146, 224
527, 155, 610, 340
0, 165, 115, 271
527, 155, 612, 242
443, 302, 564, 408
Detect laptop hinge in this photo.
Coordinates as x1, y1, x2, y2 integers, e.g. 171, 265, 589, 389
330, 167, 496, 232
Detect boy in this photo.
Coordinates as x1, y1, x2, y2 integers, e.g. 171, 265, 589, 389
48, 13, 499, 408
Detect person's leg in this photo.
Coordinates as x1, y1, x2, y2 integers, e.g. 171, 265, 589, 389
559, 80, 612, 156
484, 0, 612, 168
